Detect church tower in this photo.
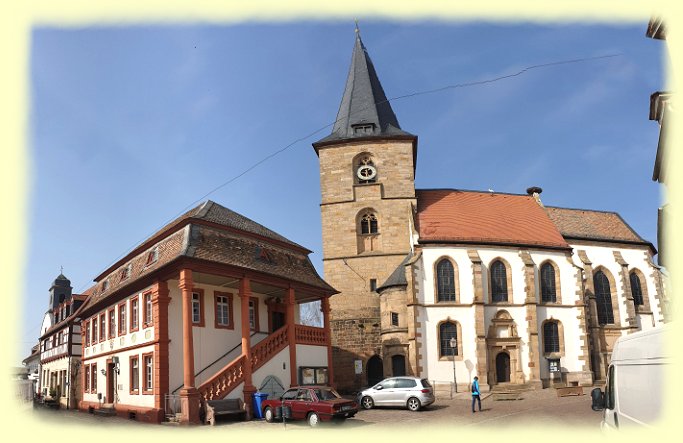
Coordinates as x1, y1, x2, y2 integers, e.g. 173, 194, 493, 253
312, 29, 417, 391
49, 272, 72, 311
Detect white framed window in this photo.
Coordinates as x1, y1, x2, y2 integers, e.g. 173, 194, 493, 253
192, 292, 201, 324
216, 296, 229, 326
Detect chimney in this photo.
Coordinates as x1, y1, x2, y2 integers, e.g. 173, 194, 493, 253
526, 186, 544, 207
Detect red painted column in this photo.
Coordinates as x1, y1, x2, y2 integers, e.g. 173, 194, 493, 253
240, 277, 256, 419
287, 287, 297, 387
152, 280, 171, 423
321, 297, 334, 387
178, 269, 200, 425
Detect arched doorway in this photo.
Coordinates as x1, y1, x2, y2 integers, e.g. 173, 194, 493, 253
367, 355, 384, 387
391, 355, 406, 377
495, 352, 511, 383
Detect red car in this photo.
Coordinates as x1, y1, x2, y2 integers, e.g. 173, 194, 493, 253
261, 386, 358, 427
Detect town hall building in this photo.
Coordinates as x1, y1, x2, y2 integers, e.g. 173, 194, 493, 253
313, 29, 669, 394
74, 201, 336, 423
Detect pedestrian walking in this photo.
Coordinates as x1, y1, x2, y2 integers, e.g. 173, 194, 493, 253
471, 376, 481, 413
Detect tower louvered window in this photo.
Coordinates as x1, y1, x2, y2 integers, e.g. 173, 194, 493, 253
541, 262, 557, 303
594, 271, 614, 324
543, 322, 560, 353
630, 272, 644, 306
490, 260, 508, 302
436, 259, 456, 302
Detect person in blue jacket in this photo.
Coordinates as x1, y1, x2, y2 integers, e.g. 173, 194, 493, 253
471, 376, 481, 413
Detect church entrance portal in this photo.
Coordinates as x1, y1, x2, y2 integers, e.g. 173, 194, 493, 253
367, 356, 383, 387
495, 352, 511, 383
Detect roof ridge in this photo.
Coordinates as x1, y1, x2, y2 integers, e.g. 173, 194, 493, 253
417, 188, 532, 197
544, 205, 619, 215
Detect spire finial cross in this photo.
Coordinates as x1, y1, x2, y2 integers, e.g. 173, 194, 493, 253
60, 265, 63, 274
354, 19, 360, 33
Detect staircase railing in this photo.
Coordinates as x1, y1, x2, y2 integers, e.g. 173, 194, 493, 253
171, 331, 266, 395
250, 325, 289, 372
197, 326, 289, 401
198, 355, 246, 402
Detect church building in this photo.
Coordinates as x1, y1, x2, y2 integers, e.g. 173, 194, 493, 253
313, 30, 668, 393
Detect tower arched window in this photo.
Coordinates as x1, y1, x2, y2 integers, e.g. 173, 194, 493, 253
594, 271, 614, 325
439, 321, 458, 357
355, 155, 377, 184
629, 272, 644, 306
360, 212, 378, 235
540, 262, 557, 303
543, 321, 560, 353
490, 260, 508, 302
436, 259, 456, 302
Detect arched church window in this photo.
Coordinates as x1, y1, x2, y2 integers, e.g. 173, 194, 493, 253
355, 155, 377, 184
436, 259, 456, 302
540, 262, 557, 303
439, 321, 458, 357
360, 212, 378, 235
490, 260, 508, 302
594, 271, 614, 325
629, 272, 644, 306
543, 321, 560, 353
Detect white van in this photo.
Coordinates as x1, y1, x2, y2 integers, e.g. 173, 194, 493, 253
590, 325, 670, 430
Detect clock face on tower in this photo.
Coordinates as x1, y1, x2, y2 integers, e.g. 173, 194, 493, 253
356, 164, 377, 181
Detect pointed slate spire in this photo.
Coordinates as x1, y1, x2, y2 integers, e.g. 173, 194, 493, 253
314, 27, 415, 147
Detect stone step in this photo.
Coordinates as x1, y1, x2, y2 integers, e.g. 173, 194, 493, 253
93, 407, 117, 417
490, 383, 534, 392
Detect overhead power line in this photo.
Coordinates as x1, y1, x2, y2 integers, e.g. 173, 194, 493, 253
74, 52, 623, 294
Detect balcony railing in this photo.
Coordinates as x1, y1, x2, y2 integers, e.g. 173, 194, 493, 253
295, 324, 326, 346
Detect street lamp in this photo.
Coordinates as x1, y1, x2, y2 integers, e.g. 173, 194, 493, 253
449, 337, 458, 393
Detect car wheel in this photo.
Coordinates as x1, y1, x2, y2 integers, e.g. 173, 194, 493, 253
361, 396, 374, 410
407, 397, 421, 412
307, 412, 320, 427
264, 406, 274, 423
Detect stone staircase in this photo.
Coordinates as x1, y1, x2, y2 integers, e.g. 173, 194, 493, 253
198, 326, 289, 401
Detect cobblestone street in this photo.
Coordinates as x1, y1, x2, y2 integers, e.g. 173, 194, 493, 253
25, 388, 602, 432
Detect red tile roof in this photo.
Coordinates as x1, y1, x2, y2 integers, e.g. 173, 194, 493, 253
544, 206, 654, 251
416, 189, 570, 249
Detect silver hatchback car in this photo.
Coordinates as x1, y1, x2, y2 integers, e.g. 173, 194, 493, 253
358, 377, 435, 411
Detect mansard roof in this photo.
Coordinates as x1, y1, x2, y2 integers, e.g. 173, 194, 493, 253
313, 29, 415, 149
415, 189, 571, 250
80, 201, 336, 316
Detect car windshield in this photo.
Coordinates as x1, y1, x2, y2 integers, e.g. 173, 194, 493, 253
314, 388, 341, 401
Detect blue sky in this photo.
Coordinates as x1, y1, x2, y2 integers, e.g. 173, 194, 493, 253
22, 21, 664, 358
